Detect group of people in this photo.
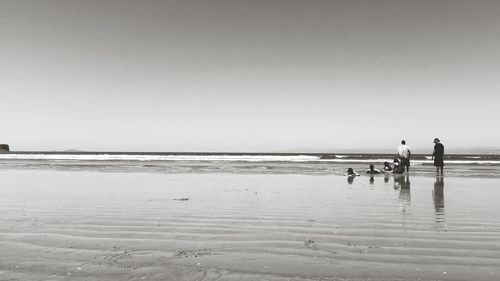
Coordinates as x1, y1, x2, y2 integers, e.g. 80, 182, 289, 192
345, 138, 445, 177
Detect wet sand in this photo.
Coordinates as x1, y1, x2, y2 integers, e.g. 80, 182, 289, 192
0, 170, 499, 280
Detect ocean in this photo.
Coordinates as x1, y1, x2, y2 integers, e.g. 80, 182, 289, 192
1, 153, 500, 280
1, 152, 499, 177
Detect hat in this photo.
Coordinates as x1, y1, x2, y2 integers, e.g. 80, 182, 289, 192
433, 138, 440, 143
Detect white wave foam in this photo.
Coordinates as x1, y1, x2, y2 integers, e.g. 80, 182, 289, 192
0, 154, 498, 165
321, 159, 500, 165
0, 154, 320, 162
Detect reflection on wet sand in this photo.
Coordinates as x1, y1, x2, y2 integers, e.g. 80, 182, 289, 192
433, 176, 446, 227
369, 175, 374, 184
394, 174, 410, 189
2, 170, 500, 281
394, 175, 411, 226
347, 176, 355, 184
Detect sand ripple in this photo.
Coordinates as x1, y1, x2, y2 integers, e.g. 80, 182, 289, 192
0, 171, 499, 280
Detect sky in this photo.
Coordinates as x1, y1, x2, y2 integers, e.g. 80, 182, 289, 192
1, 0, 500, 152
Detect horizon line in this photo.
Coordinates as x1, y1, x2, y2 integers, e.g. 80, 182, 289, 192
2, 149, 500, 155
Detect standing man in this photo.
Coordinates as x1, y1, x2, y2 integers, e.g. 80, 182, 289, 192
432, 138, 444, 174
397, 140, 411, 173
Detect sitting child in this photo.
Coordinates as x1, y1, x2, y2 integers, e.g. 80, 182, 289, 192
392, 159, 405, 174
344, 167, 360, 176
366, 164, 381, 174
383, 161, 393, 172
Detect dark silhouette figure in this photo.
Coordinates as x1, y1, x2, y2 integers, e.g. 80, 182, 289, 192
392, 159, 405, 174
369, 175, 375, 184
345, 168, 359, 184
344, 167, 359, 176
366, 164, 381, 174
383, 161, 393, 172
432, 138, 445, 174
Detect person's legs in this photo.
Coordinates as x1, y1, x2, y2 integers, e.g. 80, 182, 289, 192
401, 158, 410, 173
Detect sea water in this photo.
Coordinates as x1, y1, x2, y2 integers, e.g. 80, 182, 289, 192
0, 152, 499, 177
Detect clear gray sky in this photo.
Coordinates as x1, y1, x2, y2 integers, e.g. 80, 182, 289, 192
1, 0, 499, 152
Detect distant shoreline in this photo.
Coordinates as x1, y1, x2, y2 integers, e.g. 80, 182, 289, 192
2, 151, 500, 156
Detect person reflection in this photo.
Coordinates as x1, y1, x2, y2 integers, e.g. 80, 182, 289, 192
384, 174, 390, 183
396, 175, 411, 215
393, 174, 402, 189
401, 174, 411, 190
347, 176, 355, 184
369, 175, 374, 184
345, 168, 359, 185
394, 174, 411, 189
433, 176, 445, 226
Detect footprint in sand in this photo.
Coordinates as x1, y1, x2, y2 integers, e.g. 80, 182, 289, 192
304, 239, 319, 251
99, 251, 137, 269
174, 248, 214, 258
305, 239, 338, 255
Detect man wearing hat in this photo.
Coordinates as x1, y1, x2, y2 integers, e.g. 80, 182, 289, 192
432, 138, 445, 174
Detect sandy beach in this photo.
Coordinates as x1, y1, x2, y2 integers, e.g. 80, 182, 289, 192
0, 170, 499, 281
4, 0, 500, 279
